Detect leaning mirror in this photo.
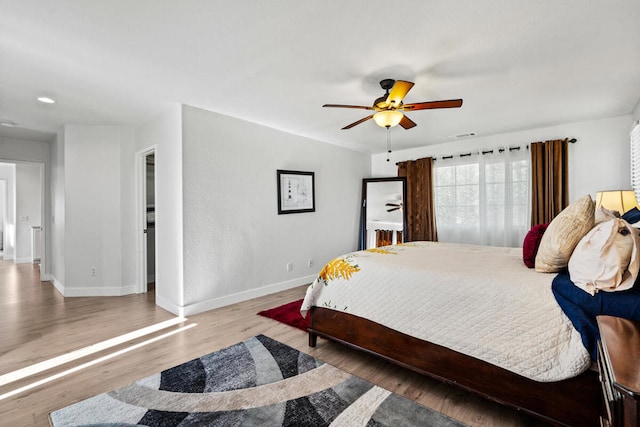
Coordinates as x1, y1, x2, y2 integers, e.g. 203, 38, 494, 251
361, 177, 407, 249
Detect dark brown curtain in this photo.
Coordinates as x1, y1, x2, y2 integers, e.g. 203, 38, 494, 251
530, 138, 569, 225
397, 157, 438, 242
375, 230, 393, 247
374, 230, 403, 247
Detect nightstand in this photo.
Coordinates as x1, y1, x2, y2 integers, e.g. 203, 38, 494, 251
597, 315, 640, 427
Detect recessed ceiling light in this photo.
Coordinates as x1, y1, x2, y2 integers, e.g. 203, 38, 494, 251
0, 120, 18, 127
37, 96, 56, 104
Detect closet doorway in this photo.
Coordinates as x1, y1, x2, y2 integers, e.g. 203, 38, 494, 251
145, 153, 156, 292
136, 147, 156, 294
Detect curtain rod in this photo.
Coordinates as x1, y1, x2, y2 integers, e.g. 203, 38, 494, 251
424, 138, 577, 163
436, 146, 521, 161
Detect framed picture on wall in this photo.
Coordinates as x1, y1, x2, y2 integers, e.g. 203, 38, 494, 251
277, 170, 315, 214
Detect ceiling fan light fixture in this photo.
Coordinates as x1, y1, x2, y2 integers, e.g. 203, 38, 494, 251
373, 110, 403, 128
323, 79, 462, 130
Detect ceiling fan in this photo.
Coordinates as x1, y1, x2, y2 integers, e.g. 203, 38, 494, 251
385, 202, 403, 212
323, 79, 463, 130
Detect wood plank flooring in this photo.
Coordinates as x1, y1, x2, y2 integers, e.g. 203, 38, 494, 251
0, 260, 549, 426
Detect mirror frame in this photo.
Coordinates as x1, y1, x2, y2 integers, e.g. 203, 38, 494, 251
360, 177, 408, 249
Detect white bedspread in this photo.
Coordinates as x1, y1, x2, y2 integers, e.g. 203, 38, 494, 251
301, 242, 591, 382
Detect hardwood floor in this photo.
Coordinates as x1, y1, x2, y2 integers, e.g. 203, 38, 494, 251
0, 260, 549, 426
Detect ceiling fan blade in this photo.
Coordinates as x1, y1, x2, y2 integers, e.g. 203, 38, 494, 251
385, 80, 414, 108
402, 99, 463, 111
342, 115, 374, 130
323, 104, 375, 110
399, 115, 417, 129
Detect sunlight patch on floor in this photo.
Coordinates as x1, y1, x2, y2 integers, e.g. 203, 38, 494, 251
0, 322, 197, 401
0, 316, 188, 388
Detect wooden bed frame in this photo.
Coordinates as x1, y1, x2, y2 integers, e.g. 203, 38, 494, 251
308, 306, 602, 427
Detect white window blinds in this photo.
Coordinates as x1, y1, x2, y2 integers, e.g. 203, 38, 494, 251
631, 123, 640, 202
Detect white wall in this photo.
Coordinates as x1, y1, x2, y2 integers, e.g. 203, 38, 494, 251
15, 163, 42, 263
0, 138, 50, 162
0, 163, 15, 259
58, 125, 136, 296
180, 105, 370, 315
135, 105, 184, 312
372, 115, 635, 203
118, 127, 137, 295
51, 130, 66, 283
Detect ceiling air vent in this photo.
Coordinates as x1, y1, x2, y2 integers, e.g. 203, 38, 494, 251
453, 132, 477, 138
0, 119, 18, 127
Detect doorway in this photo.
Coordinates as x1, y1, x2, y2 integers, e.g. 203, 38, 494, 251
145, 153, 156, 292
0, 162, 45, 272
136, 147, 156, 294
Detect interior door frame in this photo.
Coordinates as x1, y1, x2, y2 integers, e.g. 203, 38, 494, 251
0, 160, 46, 274
37, 162, 46, 278
135, 145, 156, 294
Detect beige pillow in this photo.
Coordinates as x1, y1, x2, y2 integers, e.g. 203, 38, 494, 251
568, 219, 640, 295
535, 195, 595, 272
594, 206, 620, 224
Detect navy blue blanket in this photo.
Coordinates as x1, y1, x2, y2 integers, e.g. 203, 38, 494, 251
552, 272, 640, 359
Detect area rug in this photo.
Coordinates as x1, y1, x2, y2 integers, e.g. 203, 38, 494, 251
50, 335, 466, 426
257, 299, 309, 332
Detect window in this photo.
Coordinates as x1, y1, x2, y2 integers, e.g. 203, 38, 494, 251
631, 123, 640, 202
433, 148, 530, 247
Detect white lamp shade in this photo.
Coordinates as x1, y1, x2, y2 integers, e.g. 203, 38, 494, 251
373, 110, 403, 128
595, 190, 639, 213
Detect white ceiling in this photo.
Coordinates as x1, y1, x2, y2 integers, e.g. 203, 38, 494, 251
1, 1, 640, 153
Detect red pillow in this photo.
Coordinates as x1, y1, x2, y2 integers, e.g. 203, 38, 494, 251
523, 223, 549, 268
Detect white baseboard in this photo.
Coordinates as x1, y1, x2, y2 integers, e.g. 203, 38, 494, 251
51, 275, 64, 296
155, 294, 183, 316
45, 272, 315, 317
158, 275, 316, 317
48, 276, 137, 297
63, 284, 138, 297
15, 257, 33, 264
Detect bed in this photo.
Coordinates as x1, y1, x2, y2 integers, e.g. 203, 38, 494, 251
301, 241, 602, 427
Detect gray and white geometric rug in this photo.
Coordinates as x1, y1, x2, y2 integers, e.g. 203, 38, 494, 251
50, 334, 467, 426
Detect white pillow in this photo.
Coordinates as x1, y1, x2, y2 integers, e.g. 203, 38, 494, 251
568, 219, 640, 295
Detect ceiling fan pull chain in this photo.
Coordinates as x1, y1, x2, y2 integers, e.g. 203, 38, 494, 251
386, 127, 391, 162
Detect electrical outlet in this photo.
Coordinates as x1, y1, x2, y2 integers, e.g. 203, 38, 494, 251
308, 259, 314, 267
91, 267, 97, 276
286, 263, 293, 272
